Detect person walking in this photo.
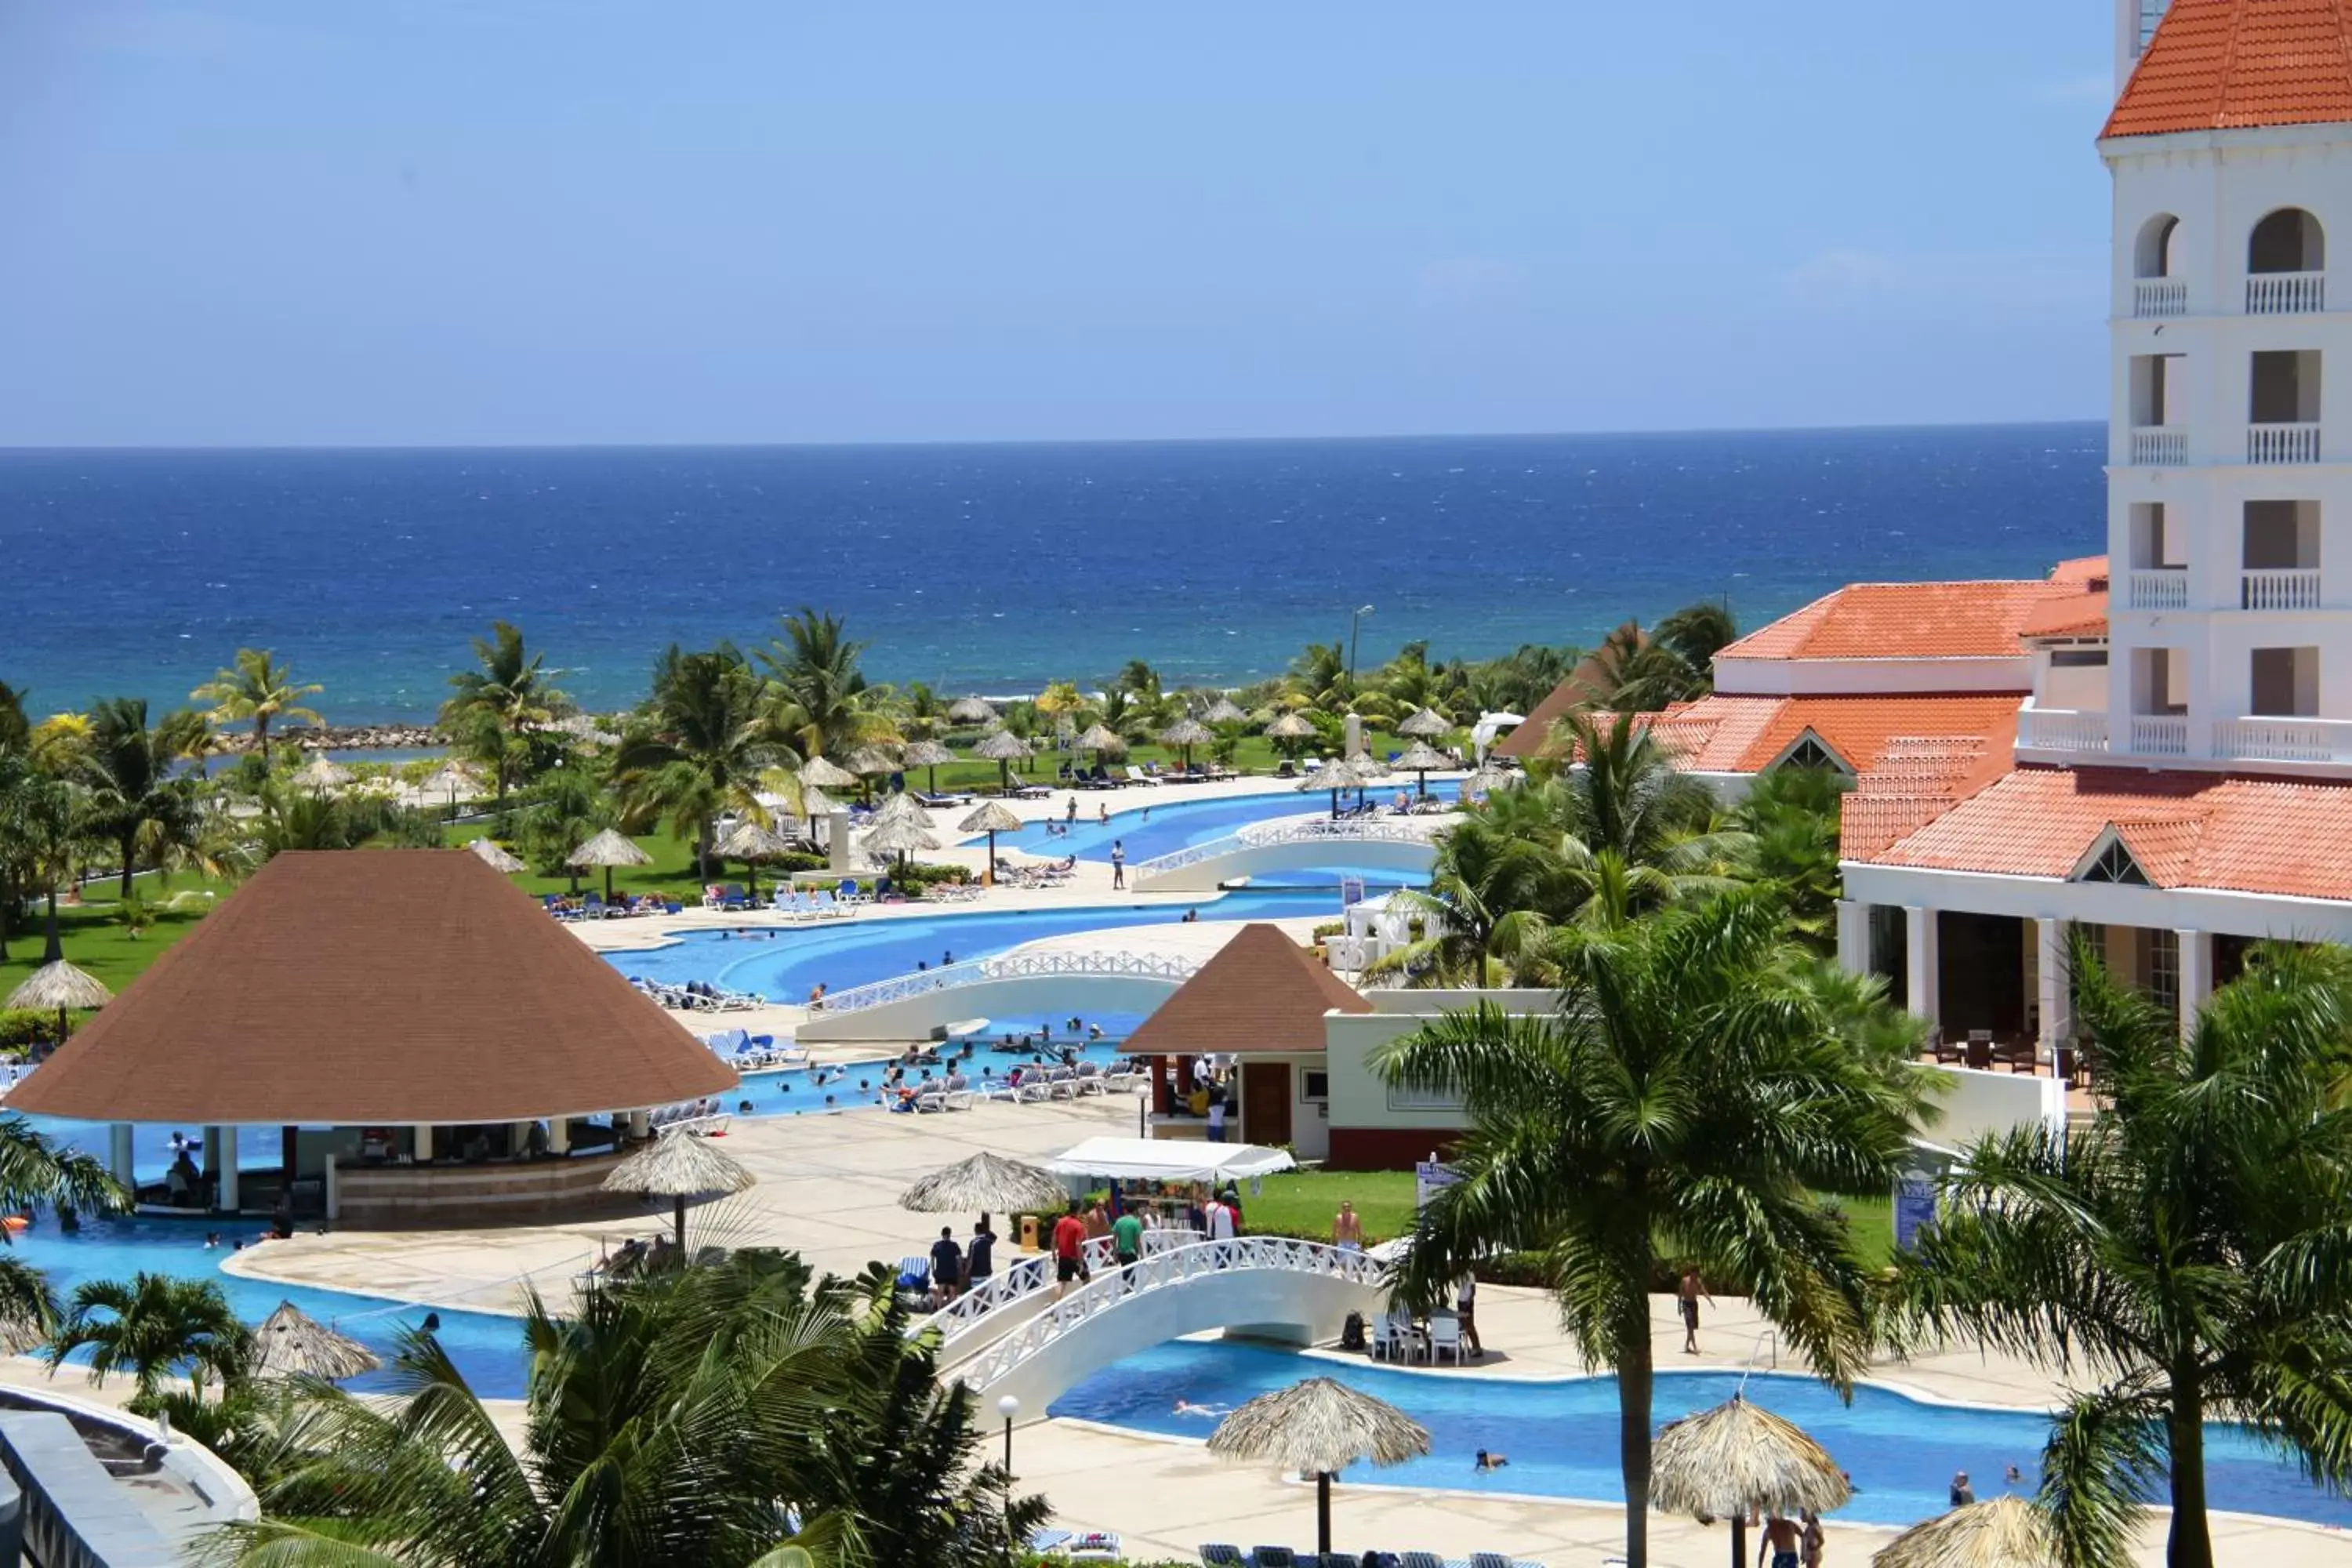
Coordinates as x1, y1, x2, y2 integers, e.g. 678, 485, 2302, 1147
1205, 1076, 1229, 1142
1677, 1265, 1711, 1354
1799, 1509, 1824, 1568
1112, 1206, 1144, 1289
1109, 839, 1126, 889
966, 1215, 996, 1294
927, 1225, 963, 1309
1758, 1512, 1802, 1568
1051, 1203, 1090, 1301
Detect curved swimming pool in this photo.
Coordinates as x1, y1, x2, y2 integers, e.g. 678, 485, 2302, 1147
1051, 1341, 2352, 1530
986, 781, 1460, 865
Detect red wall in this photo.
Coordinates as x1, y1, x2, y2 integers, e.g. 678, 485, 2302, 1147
1326, 1126, 1462, 1171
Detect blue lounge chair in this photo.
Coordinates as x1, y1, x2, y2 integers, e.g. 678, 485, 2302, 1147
1250, 1549, 1297, 1568
1199, 1549, 1244, 1567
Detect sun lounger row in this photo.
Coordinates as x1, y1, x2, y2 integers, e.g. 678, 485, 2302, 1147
996, 856, 1077, 888
647, 1098, 731, 1135
1203, 1548, 1544, 1568
769, 888, 855, 920
702, 1028, 808, 1071
632, 977, 766, 1012
974, 1059, 1142, 1103
546, 894, 680, 920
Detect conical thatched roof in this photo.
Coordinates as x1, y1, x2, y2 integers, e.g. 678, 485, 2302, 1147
1074, 724, 1126, 753
420, 764, 480, 798
1207, 1377, 1431, 1477
1871, 1497, 2060, 1568
568, 828, 652, 869
1394, 741, 1453, 771
948, 697, 999, 725
860, 818, 941, 855
293, 754, 351, 789
1398, 707, 1454, 737
250, 1300, 382, 1381
1160, 718, 1214, 746
868, 791, 931, 829
6, 961, 111, 1013
972, 729, 1034, 761
1650, 1395, 1850, 1521
714, 821, 795, 860
1203, 697, 1247, 724
1343, 750, 1391, 779
959, 801, 1025, 834
602, 1129, 756, 1200
1265, 712, 1317, 740
466, 838, 526, 873
900, 739, 956, 767
800, 755, 859, 789
899, 1150, 1066, 1214
845, 745, 902, 775
798, 785, 841, 818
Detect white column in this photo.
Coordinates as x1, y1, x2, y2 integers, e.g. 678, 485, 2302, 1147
2038, 918, 2072, 1053
414, 1123, 434, 1162
1905, 906, 1941, 1035
324, 1156, 339, 1223
107, 1124, 133, 1189
1343, 713, 1365, 757
1835, 900, 1870, 976
2176, 928, 2212, 1040
201, 1127, 222, 1182
626, 1109, 651, 1140
548, 1118, 571, 1156
828, 809, 855, 872
219, 1127, 239, 1211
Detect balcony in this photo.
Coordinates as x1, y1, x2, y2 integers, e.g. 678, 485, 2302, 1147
2247, 423, 2321, 464
2240, 568, 2322, 610
2246, 272, 2326, 314
2212, 716, 2352, 764
2016, 706, 2109, 757
2135, 278, 2188, 318
2127, 568, 2189, 609
2130, 714, 2190, 755
2131, 426, 2187, 466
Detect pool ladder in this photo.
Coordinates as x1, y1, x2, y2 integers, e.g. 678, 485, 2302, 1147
1737, 1327, 1778, 1396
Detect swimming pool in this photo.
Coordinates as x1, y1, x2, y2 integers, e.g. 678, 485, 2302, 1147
986, 781, 1460, 865
1051, 1341, 2352, 1530
724, 1036, 1147, 1118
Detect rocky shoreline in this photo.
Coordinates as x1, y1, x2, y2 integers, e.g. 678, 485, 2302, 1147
218, 724, 445, 754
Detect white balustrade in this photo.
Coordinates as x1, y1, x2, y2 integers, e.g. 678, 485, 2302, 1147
2132, 427, 2186, 466
2129, 715, 2190, 756
2127, 569, 2188, 609
2212, 717, 2352, 764
2016, 707, 2110, 755
2134, 278, 2187, 318
2241, 568, 2323, 610
2248, 423, 2321, 464
922, 1228, 1204, 1347
814, 948, 1203, 1015
2245, 272, 2325, 315
1129, 814, 1443, 881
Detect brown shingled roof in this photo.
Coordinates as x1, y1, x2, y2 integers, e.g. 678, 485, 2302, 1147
9, 851, 737, 1126
1123, 923, 1371, 1058
1490, 626, 1640, 760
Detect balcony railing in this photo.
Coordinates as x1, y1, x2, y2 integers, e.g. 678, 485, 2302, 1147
2129, 714, 2190, 755
2016, 707, 2110, 756
2127, 568, 2189, 609
2135, 278, 2188, 318
2246, 272, 2325, 314
2131, 426, 2187, 466
2212, 716, 2352, 764
2241, 568, 2322, 610
2248, 423, 2321, 464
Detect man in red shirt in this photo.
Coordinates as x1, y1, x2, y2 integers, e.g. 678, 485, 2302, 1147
1052, 1203, 1091, 1300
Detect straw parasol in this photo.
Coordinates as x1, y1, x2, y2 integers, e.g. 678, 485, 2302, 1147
972, 728, 1034, 794
1399, 706, 1454, 738
292, 753, 350, 792
250, 1299, 382, 1381
466, 837, 525, 873
6, 960, 110, 1045
959, 800, 1025, 886
1207, 1377, 1431, 1557
899, 1149, 1065, 1214
1160, 717, 1214, 773
1650, 1393, 1851, 1568
1871, 1497, 2060, 1568
869, 789, 931, 829
900, 739, 957, 794
603, 1128, 756, 1250
1202, 696, 1247, 724
860, 815, 941, 872
844, 745, 902, 804
568, 827, 653, 903
1393, 739, 1453, 797
713, 819, 795, 903
800, 755, 859, 791
1265, 711, 1316, 740
1074, 724, 1126, 757
948, 696, 999, 726
420, 764, 477, 818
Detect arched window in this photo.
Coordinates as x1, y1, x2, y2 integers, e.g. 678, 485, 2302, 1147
2136, 213, 2180, 279
2249, 208, 2325, 274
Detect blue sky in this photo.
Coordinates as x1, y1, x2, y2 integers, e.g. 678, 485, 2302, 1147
0, 1, 2116, 446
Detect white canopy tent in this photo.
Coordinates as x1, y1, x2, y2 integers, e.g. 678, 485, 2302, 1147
1044, 1136, 1296, 1185
1468, 710, 1526, 757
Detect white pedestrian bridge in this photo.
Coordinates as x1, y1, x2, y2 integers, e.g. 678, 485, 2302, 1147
1130, 817, 1443, 893
932, 1234, 1390, 1414
796, 949, 1202, 1043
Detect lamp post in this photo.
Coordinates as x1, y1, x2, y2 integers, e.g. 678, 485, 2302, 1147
1347, 604, 1374, 697
997, 1393, 1020, 1472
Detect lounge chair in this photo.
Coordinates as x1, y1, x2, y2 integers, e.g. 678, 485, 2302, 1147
1065, 1530, 1122, 1562
1399, 1554, 1444, 1568
1468, 1555, 1519, 1568
1200, 1548, 1246, 1567
1249, 1548, 1297, 1568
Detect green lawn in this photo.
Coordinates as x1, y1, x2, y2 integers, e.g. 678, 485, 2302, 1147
0, 869, 235, 1002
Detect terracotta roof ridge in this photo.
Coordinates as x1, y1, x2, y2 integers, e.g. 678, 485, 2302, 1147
2218, 0, 2254, 128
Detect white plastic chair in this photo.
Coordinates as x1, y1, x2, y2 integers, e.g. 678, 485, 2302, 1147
1428, 1310, 1464, 1366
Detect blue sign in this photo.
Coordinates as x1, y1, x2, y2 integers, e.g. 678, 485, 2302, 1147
1894, 1171, 1939, 1251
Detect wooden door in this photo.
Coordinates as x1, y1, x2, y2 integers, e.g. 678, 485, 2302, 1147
1241, 1061, 1291, 1147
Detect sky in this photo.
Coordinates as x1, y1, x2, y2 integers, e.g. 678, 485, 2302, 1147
0, 1, 2118, 447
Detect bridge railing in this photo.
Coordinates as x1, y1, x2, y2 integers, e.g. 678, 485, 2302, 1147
1130, 815, 1443, 880
948, 1235, 1388, 1392
813, 948, 1203, 1015
922, 1228, 1205, 1347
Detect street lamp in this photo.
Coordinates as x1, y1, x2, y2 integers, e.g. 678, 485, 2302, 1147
1347, 604, 1374, 695
997, 1393, 1020, 1472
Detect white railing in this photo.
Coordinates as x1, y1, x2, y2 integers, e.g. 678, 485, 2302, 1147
2127, 568, 2189, 609
2241, 568, 2323, 610
2246, 272, 2325, 314
2130, 714, 2190, 756
2132, 426, 2186, 466
949, 1235, 1389, 1392
2016, 706, 2110, 756
2249, 423, 2321, 464
2212, 716, 2352, 764
1130, 815, 1442, 880
2134, 278, 2187, 318
813, 949, 1202, 1015
924, 1229, 1203, 1347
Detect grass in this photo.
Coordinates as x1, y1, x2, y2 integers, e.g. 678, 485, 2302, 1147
0, 869, 236, 1001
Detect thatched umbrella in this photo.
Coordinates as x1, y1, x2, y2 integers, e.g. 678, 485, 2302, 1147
948, 696, 999, 727
292, 753, 350, 792
250, 1300, 382, 1381
901, 739, 957, 795
1871, 1497, 2060, 1568
799, 755, 859, 791
1398, 706, 1454, 738
959, 800, 1025, 886
1265, 712, 1316, 740
1159, 717, 1214, 773
1203, 696, 1247, 724
602, 1128, 756, 1251
421, 764, 476, 820
860, 815, 940, 874
568, 827, 652, 903
845, 745, 902, 804
466, 837, 525, 873
1207, 1377, 1430, 1556
972, 728, 1034, 794
900, 1150, 1065, 1214
1393, 740, 1453, 797
1074, 724, 1126, 757
1651, 1393, 1851, 1568
6, 960, 109, 1046
869, 789, 931, 830
1297, 760, 1355, 818
713, 819, 794, 903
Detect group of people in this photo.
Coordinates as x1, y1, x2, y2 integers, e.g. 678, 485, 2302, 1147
925, 1214, 999, 1306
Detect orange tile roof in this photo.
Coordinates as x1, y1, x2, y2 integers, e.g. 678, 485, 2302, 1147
1854, 765, 2352, 899
2105, 0, 2352, 137
1122, 923, 1371, 1058
2016, 589, 2109, 640
2049, 556, 2111, 585
1839, 735, 2013, 859
1716, 580, 2090, 662
1646, 693, 2024, 777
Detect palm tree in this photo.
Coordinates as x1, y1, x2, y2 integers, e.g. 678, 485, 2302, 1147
1893, 938, 2352, 1568
760, 608, 879, 760
46, 1272, 248, 1402
440, 619, 572, 813
191, 648, 321, 765
0, 767, 90, 963
1374, 889, 1922, 1568
75, 698, 209, 896
1649, 600, 1740, 693
0, 681, 28, 756
1733, 764, 1850, 952
515, 760, 613, 889
615, 645, 793, 881
1361, 815, 1567, 986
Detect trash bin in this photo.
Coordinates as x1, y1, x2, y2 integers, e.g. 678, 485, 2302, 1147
1020, 1214, 1041, 1252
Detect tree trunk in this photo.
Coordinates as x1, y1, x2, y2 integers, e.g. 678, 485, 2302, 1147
696, 820, 713, 884
1620, 1329, 1654, 1568
256, 717, 270, 766
2168, 1370, 2213, 1568
41, 890, 62, 965
119, 832, 136, 899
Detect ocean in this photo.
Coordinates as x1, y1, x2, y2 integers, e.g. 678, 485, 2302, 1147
0, 426, 2105, 724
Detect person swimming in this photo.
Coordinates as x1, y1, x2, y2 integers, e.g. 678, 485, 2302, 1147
1475, 1450, 1508, 1471
1172, 1400, 1231, 1418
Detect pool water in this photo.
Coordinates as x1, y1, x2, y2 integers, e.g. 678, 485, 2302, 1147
729, 1036, 1146, 1118
988, 781, 1460, 865
1051, 1341, 2352, 1530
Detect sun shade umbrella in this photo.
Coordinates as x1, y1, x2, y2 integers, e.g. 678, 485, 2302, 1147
899, 1149, 1066, 1214
899, 739, 956, 794
7, 960, 110, 1046
868, 789, 931, 830
1202, 696, 1247, 724
714, 819, 795, 903
959, 800, 1025, 886
1207, 1377, 1431, 1557
972, 728, 1034, 794
292, 753, 350, 791
844, 745, 902, 804
568, 827, 653, 903
948, 696, 999, 726
1398, 706, 1453, 738
1265, 712, 1316, 740
1393, 739, 1452, 797
603, 1128, 755, 1251
1871, 1497, 2060, 1568
420, 764, 476, 818
799, 755, 859, 791
860, 816, 940, 874
466, 837, 525, 873
1074, 724, 1126, 755
1650, 1393, 1851, 1568
1159, 717, 1214, 773
250, 1299, 382, 1381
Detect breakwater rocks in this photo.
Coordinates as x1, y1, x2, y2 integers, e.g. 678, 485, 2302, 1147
218, 724, 445, 755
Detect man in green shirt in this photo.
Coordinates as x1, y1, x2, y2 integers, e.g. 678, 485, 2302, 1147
1112, 1210, 1144, 1288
